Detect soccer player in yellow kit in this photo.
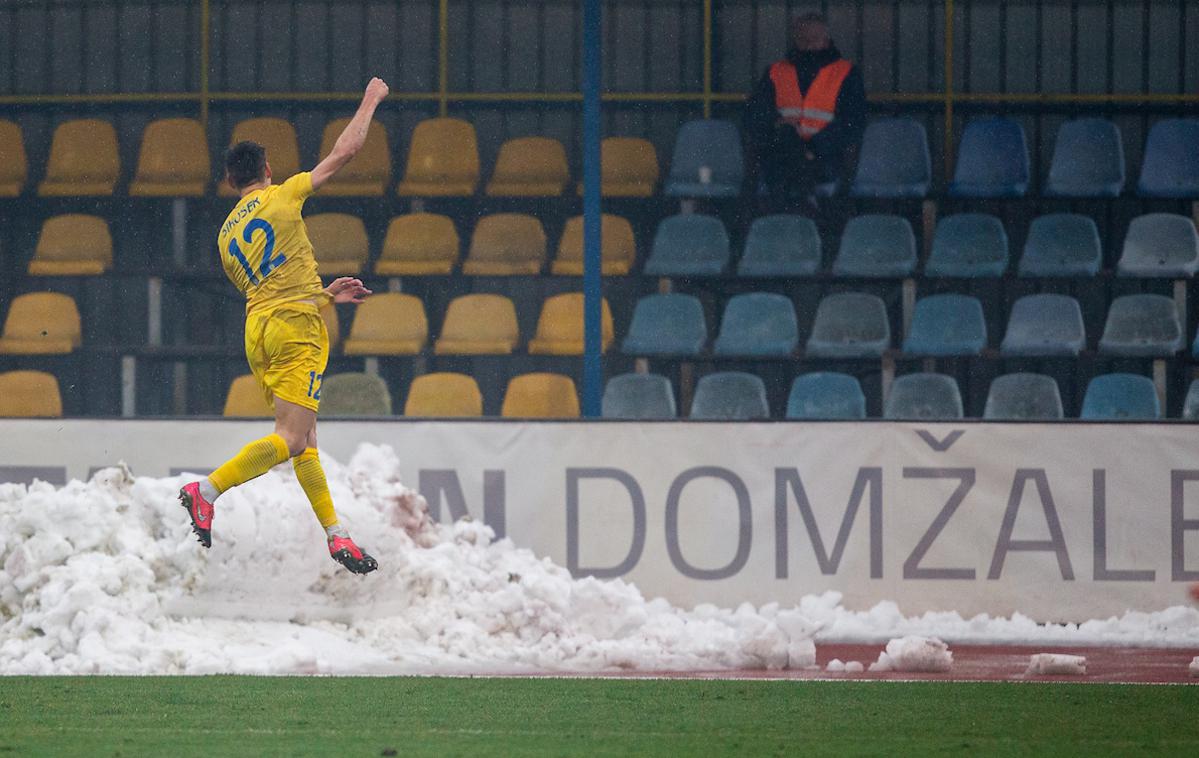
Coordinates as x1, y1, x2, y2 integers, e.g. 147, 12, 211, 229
179, 77, 389, 575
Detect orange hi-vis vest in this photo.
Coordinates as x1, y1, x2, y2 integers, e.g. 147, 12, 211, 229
770, 58, 853, 139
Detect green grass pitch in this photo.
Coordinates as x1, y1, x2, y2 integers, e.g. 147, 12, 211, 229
2, 676, 1197, 756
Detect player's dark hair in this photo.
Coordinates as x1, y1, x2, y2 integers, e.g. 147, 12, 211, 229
224, 141, 267, 189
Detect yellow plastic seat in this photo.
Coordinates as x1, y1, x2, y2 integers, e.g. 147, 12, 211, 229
223, 374, 274, 417
551, 214, 637, 275
321, 303, 341, 354
306, 213, 369, 275
130, 118, 209, 196
528, 293, 614, 355
576, 137, 659, 197
29, 215, 113, 276
397, 117, 479, 197
0, 120, 28, 196
38, 119, 120, 196
434, 294, 520, 355
0, 371, 63, 418
502, 373, 580, 418
404, 372, 484, 417
342, 293, 428, 355
375, 214, 459, 276
462, 213, 546, 275
0, 293, 82, 355
486, 137, 569, 197
316, 117, 391, 196
219, 118, 301, 197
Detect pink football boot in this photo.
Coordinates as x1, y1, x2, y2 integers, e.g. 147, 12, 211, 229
178, 482, 215, 548
328, 532, 378, 575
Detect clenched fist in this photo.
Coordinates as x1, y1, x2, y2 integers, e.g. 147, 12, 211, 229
366, 77, 390, 103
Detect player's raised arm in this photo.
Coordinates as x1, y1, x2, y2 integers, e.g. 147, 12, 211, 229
310, 77, 390, 191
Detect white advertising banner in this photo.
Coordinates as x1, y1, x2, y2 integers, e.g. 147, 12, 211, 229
2, 419, 1198, 622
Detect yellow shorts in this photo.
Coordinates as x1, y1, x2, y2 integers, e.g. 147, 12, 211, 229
244, 302, 329, 413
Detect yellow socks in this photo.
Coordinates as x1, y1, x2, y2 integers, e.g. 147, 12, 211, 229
292, 447, 338, 529
207, 433, 290, 495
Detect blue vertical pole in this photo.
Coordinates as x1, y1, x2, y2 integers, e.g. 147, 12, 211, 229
581, 0, 603, 417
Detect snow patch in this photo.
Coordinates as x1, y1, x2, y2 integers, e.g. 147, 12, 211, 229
870, 636, 953, 673
1026, 653, 1086, 675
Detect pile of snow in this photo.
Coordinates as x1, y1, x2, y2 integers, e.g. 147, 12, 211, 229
825, 659, 863, 673
1190, 656, 1199, 678
869, 636, 953, 673
1026, 653, 1086, 675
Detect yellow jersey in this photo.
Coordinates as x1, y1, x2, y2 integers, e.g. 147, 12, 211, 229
217, 172, 324, 315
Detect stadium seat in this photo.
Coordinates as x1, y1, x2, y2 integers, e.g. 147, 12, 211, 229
805, 293, 890, 358
486, 136, 569, 197
1044, 118, 1124, 198
690, 372, 770, 420
404, 373, 483, 417
1018, 214, 1102, 277
602, 373, 677, 419
984, 373, 1064, 420
223, 374, 273, 417
0, 370, 63, 418
1000, 294, 1086, 357
737, 214, 821, 277
1182, 380, 1199, 421
1116, 214, 1199, 278
664, 119, 744, 198
644, 214, 731, 276
903, 294, 987, 356
1081, 373, 1160, 420
577, 137, 658, 197
925, 214, 1009, 277
1137, 118, 1199, 198
129, 118, 209, 196
850, 118, 931, 198
434, 294, 520, 355
315, 117, 391, 196
947, 117, 1029, 198
462, 213, 546, 275
397, 117, 479, 196
375, 213, 459, 276
832, 215, 918, 278
318, 373, 392, 416
527, 293, 614, 355
305, 213, 369, 275
785, 372, 866, 420
884, 373, 964, 420
0, 292, 81, 354
712, 293, 798, 357
552, 214, 636, 275
1098, 294, 1183, 357
0, 119, 27, 196
342, 293, 428, 355
501, 373, 580, 418
219, 118, 300, 196
28, 215, 113, 276
38, 118, 120, 196
621, 294, 707, 357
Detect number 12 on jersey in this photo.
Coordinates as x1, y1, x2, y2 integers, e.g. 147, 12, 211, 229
227, 219, 286, 286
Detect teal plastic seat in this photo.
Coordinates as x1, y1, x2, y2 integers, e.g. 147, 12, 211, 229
805, 293, 890, 358
621, 294, 707, 357
1137, 119, 1199, 198
1044, 118, 1125, 198
1018, 214, 1102, 277
832, 215, 917, 278
926, 214, 1009, 277
665, 120, 743, 198
1098, 294, 1183, 357
948, 117, 1030, 198
850, 118, 931, 198
786, 372, 866, 419
319, 373, 392, 416
602, 373, 677, 419
1081, 374, 1160, 420
712, 293, 798, 357
690, 372, 770, 420
1116, 214, 1199, 278
737, 215, 821, 277
644, 214, 730, 276
984, 374, 1064, 420
884, 373, 963, 420
1182, 380, 1199, 420
1000, 294, 1086, 357
903, 294, 987, 356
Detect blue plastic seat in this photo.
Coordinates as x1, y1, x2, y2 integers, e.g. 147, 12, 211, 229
1116, 214, 1199, 278
903, 294, 987, 356
602, 373, 677, 419
1000, 294, 1086, 357
850, 118, 931, 198
1183, 380, 1199, 420
1018, 214, 1102, 277
1044, 118, 1125, 198
665, 120, 744, 198
884, 373, 963, 420
832, 215, 918, 278
984, 373, 1064, 420
786, 372, 866, 420
1081, 374, 1160, 420
621, 294, 707, 357
712, 293, 798, 357
805, 292, 890, 358
948, 117, 1030, 198
1098, 294, 1183, 357
644, 214, 730, 276
690, 372, 770, 420
925, 214, 1009, 277
737, 215, 821, 277
1137, 119, 1199, 198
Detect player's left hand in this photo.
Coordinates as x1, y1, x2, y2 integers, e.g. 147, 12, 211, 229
325, 277, 372, 305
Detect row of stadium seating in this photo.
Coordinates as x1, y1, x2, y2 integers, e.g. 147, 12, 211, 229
3, 115, 1198, 199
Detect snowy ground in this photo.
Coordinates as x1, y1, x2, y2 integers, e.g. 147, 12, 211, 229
2, 444, 1198, 676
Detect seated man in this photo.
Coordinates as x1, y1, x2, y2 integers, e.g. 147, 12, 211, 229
745, 12, 866, 212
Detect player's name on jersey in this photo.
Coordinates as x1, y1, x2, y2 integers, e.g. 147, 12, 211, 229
220, 196, 262, 237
